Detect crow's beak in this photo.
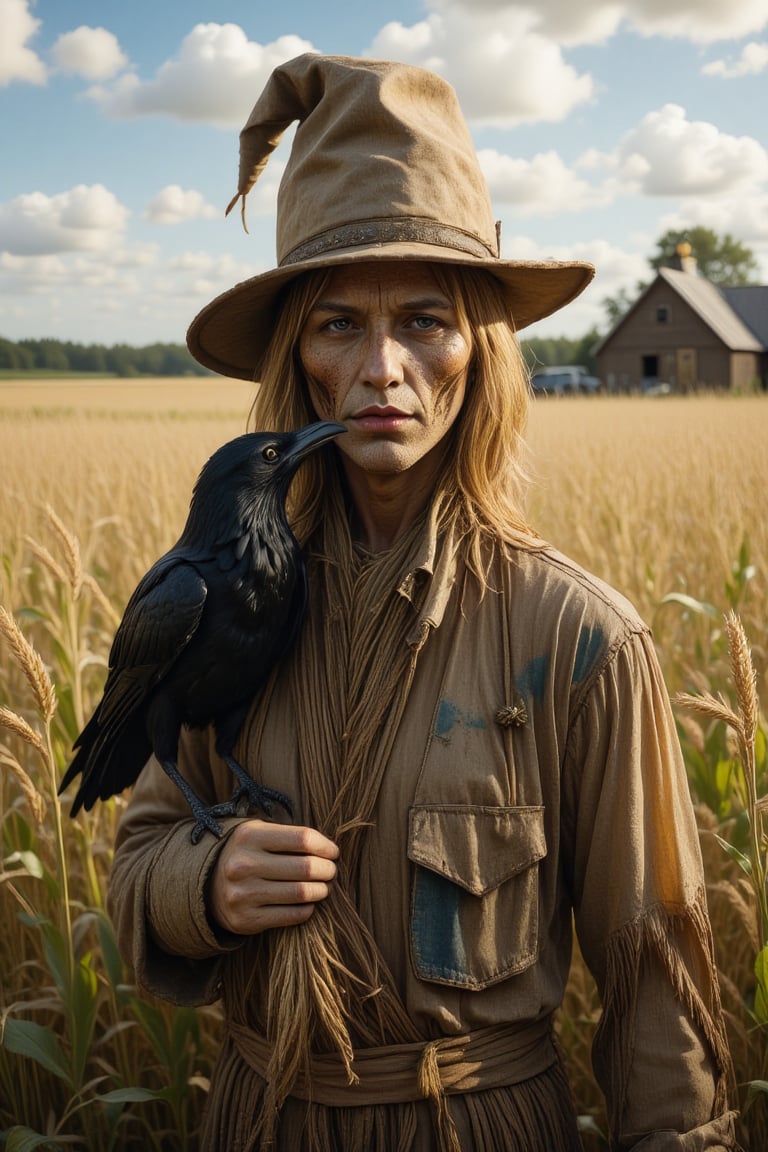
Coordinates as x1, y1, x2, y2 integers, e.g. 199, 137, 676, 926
284, 421, 346, 468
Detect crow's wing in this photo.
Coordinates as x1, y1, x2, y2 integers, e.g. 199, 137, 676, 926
94, 553, 208, 732
60, 554, 208, 804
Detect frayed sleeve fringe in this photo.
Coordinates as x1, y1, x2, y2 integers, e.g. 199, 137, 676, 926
592, 889, 733, 1142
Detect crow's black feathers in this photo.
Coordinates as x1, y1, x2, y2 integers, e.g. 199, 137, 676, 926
59, 421, 345, 841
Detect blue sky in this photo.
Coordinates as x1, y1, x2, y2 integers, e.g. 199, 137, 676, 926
1, 0, 767, 349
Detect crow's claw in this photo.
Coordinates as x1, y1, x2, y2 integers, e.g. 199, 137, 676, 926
230, 781, 293, 818
223, 755, 293, 820
189, 800, 239, 844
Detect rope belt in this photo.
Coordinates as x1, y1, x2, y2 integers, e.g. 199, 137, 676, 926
229, 1015, 557, 1107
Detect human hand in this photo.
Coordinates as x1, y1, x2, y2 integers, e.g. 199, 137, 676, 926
207, 819, 339, 936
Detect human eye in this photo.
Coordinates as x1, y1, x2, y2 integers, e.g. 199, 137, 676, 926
322, 315, 354, 333
409, 314, 441, 331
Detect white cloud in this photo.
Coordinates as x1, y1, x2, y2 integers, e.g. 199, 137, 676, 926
441, 0, 623, 45
162, 251, 258, 294
502, 232, 648, 289
442, 0, 768, 45
658, 194, 768, 259
615, 104, 768, 195
502, 235, 650, 335
0, 185, 129, 256
51, 26, 128, 81
479, 148, 611, 215
87, 25, 316, 128
145, 186, 219, 224
0, 244, 259, 342
0, 250, 142, 300
0, 251, 67, 294
703, 41, 768, 77
112, 244, 159, 268
0, 0, 46, 86
623, 0, 768, 44
369, 7, 594, 125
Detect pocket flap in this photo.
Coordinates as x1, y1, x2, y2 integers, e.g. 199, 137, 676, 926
407, 805, 546, 896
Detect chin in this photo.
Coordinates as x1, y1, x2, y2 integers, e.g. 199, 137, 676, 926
340, 442, 415, 474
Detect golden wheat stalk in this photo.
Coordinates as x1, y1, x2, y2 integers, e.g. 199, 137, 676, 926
81, 571, 122, 629
0, 743, 45, 823
0, 705, 47, 757
23, 536, 70, 588
724, 610, 759, 754
676, 611, 766, 945
0, 606, 56, 721
45, 504, 83, 600
674, 690, 739, 733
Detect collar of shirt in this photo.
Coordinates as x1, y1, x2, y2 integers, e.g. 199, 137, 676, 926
396, 504, 459, 647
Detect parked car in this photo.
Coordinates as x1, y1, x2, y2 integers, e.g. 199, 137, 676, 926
531, 365, 601, 395
640, 378, 673, 397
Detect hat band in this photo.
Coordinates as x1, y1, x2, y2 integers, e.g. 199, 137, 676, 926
281, 218, 497, 266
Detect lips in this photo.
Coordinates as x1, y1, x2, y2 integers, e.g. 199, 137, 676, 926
354, 405, 409, 417
349, 405, 412, 431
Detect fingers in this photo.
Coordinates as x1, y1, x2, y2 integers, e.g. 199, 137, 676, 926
208, 818, 340, 937
229, 818, 340, 862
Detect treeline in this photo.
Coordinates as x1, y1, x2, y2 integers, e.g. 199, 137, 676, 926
521, 327, 600, 376
0, 336, 211, 377
1, 328, 602, 379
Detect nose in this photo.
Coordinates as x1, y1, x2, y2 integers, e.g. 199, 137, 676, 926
360, 327, 404, 390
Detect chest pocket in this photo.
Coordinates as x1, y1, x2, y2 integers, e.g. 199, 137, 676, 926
408, 804, 546, 988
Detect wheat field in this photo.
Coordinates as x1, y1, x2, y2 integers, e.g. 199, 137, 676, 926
1, 379, 767, 1148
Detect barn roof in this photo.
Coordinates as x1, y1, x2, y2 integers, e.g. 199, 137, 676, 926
656, 268, 763, 351
722, 285, 768, 345
595, 268, 765, 354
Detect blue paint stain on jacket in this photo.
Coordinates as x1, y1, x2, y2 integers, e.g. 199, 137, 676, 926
515, 653, 549, 703
574, 625, 604, 683
435, 699, 486, 739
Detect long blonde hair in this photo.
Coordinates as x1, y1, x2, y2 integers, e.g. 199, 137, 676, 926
248, 262, 544, 575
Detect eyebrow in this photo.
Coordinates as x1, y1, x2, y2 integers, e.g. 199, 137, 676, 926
310, 295, 453, 314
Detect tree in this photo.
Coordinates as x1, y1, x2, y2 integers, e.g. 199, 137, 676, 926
601, 226, 761, 330
0, 337, 34, 370
601, 282, 648, 329
521, 326, 601, 375
649, 226, 759, 287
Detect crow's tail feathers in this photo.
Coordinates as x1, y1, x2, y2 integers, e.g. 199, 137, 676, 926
59, 714, 151, 816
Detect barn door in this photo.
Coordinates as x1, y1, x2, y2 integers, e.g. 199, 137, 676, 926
676, 347, 697, 391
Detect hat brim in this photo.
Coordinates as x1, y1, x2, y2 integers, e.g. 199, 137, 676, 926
186, 243, 595, 381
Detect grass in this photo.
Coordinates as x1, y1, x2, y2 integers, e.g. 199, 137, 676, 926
1, 381, 767, 1148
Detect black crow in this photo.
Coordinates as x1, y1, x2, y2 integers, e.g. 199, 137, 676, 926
59, 421, 345, 842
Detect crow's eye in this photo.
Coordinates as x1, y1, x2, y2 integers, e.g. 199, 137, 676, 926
262, 446, 279, 463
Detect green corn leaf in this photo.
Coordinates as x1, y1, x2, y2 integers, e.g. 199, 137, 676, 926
3, 850, 44, 879
659, 592, 719, 618
39, 919, 69, 998
744, 1079, 768, 1114
755, 949, 768, 1027
5, 809, 35, 852
95, 1086, 164, 1104
69, 953, 99, 1088
2, 1125, 64, 1152
94, 909, 126, 993
712, 833, 752, 876
1, 1018, 72, 1086
129, 998, 171, 1066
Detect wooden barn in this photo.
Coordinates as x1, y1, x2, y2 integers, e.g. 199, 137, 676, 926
595, 253, 768, 394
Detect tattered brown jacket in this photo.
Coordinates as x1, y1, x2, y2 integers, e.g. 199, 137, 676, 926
109, 521, 737, 1150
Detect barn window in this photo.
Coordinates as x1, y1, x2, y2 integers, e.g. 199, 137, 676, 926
657, 305, 668, 323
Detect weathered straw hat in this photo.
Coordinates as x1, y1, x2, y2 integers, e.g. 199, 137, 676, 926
187, 53, 594, 381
